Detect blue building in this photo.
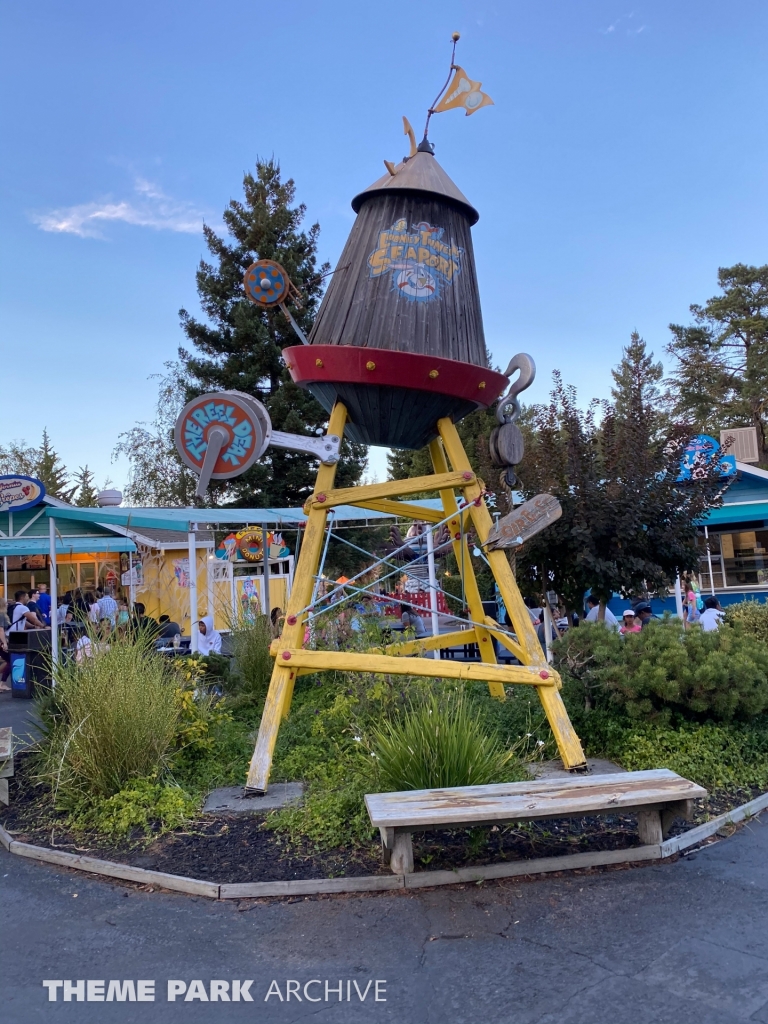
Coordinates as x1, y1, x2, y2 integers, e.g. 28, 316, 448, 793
617, 460, 768, 619
694, 461, 768, 605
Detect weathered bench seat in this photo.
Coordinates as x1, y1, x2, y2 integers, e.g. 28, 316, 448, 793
366, 769, 707, 874
0, 727, 13, 806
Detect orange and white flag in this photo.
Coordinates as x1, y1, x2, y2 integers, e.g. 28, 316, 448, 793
433, 66, 494, 116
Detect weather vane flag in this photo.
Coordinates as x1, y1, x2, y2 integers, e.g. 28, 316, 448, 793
422, 32, 494, 141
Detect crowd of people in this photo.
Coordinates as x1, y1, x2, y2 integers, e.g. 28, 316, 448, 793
0, 566, 736, 692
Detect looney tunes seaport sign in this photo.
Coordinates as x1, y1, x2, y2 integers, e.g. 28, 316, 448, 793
367, 219, 463, 301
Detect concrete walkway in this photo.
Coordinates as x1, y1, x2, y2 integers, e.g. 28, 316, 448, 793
1, 811, 766, 1023
0, 690, 41, 750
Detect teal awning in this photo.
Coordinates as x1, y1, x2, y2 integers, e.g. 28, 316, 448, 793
0, 537, 135, 556
0, 501, 136, 556
699, 502, 768, 526
45, 501, 445, 533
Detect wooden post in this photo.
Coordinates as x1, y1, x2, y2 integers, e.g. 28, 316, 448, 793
637, 807, 663, 845
389, 831, 414, 875
245, 403, 348, 794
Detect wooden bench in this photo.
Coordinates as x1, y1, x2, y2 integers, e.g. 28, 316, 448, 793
0, 727, 13, 806
365, 769, 707, 874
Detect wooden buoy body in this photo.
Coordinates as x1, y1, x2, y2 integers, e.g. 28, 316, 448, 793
285, 151, 507, 449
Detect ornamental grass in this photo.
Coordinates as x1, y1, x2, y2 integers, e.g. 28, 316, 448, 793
36, 630, 180, 804
369, 692, 519, 792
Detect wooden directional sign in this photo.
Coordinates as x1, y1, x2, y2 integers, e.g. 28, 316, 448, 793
484, 493, 562, 551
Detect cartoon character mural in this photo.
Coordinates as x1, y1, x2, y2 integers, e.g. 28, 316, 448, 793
367, 220, 463, 302
239, 578, 261, 623
215, 529, 290, 562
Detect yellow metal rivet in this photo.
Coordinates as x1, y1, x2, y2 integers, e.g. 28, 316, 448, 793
478, 381, 486, 389
315, 358, 324, 367
429, 369, 439, 379
366, 361, 376, 371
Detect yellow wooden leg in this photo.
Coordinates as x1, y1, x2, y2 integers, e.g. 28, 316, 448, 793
429, 438, 505, 699
245, 402, 348, 793
437, 418, 587, 770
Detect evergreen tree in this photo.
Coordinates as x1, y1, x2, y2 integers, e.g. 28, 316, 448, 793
666, 264, 768, 465
179, 159, 367, 506
73, 465, 99, 507
34, 429, 74, 500
611, 331, 666, 436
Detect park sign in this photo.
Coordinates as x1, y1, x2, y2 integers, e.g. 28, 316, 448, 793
678, 434, 737, 482
0, 475, 46, 512
484, 493, 562, 551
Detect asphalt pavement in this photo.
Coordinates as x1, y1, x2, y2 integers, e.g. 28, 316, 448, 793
1, 809, 767, 1024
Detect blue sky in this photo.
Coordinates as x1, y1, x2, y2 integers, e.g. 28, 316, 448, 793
1, 0, 766, 490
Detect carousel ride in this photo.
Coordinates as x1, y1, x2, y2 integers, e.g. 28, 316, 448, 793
175, 37, 587, 792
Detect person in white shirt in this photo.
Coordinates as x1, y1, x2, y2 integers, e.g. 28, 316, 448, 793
699, 596, 725, 632
9, 591, 44, 632
75, 634, 93, 663
96, 588, 118, 626
196, 615, 222, 655
584, 595, 619, 629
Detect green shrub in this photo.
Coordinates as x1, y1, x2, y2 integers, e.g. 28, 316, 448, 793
369, 692, 523, 791
610, 722, 768, 792
725, 599, 768, 643
228, 613, 273, 702
554, 620, 768, 723
36, 631, 180, 803
70, 779, 197, 837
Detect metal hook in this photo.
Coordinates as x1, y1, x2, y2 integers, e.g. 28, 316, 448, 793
496, 353, 536, 424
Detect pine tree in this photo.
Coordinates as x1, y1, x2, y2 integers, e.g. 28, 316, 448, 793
34, 429, 74, 500
666, 264, 768, 465
179, 159, 367, 506
73, 466, 99, 507
611, 331, 665, 435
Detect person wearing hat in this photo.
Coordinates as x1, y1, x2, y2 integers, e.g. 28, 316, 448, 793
633, 601, 656, 628
619, 608, 641, 634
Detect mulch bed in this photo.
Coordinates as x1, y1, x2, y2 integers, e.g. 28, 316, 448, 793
2, 754, 761, 885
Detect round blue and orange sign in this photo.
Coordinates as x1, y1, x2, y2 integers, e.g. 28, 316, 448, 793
244, 260, 290, 307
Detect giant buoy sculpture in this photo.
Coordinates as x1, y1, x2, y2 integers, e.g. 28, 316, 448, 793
176, 36, 586, 792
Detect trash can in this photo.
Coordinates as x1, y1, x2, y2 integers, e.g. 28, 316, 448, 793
8, 628, 51, 699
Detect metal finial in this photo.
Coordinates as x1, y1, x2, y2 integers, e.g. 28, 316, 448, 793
422, 32, 461, 143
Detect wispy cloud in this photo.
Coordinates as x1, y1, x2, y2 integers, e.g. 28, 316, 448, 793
31, 177, 209, 238
600, 12, 647, 36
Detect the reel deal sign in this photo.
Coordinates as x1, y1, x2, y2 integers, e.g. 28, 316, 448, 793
0, 475, 46, 512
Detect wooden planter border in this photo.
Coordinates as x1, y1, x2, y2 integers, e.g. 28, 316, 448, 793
1, 791, 766, 901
